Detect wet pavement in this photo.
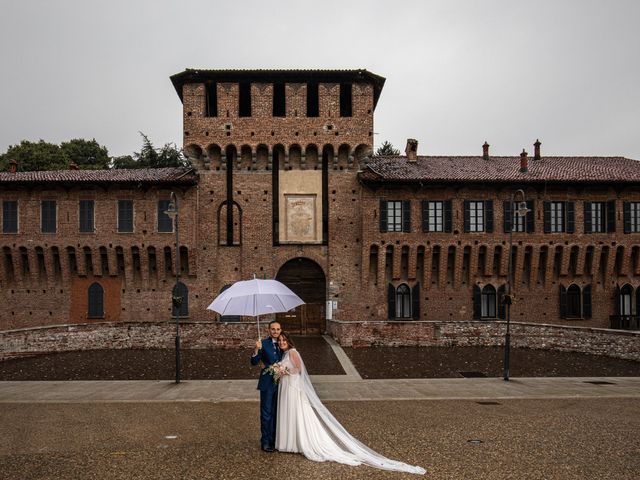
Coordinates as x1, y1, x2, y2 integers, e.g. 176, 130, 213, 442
2, 398, 639, 479
2, 335, 640, 479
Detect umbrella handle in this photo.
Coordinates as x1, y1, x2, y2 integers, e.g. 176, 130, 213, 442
256, 314, 260, 341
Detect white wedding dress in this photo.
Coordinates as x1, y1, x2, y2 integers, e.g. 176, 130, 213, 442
275, 348, 426, 475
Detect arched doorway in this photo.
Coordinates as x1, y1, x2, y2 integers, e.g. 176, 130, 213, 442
276, 258, 326, 335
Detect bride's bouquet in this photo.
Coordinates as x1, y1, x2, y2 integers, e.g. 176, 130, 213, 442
263, 362, 289, 384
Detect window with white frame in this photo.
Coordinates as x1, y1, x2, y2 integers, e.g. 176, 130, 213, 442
589, 202, 605, 233
511, 208, 526, 232
386, 201, 404, 232
395, 284, 412, 318
481, 284, 497, 318
629, 202, 640, 233
549, 201, 564, 233
424, 201, 443, 232
469, 201, 484, 232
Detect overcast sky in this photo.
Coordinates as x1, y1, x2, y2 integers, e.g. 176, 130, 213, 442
1, 0, 639, 160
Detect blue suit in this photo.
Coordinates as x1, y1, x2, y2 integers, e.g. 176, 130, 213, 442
250, 337, 282, 449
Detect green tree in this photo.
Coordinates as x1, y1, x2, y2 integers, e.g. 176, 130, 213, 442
110, 155, 137, 169
0, 140, 68, 171
375, 141, 400, 156
60, 138, 110, 169
111, 133, 188, 169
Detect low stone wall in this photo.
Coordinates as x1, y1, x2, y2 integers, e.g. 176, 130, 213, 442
1, 320, 639, 362
0, 321, 258, 360
327, 320, 640, 361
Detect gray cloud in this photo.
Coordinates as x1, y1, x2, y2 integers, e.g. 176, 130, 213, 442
0, 0, 638, 159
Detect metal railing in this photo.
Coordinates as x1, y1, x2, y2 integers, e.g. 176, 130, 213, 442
609, 315, 640, 330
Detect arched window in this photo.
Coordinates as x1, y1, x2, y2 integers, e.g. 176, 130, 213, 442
217, 201, 242, 246
172, 281, 188, 318
88, 282, 104, 318
620, 284, 633, 316
387, 283, 420, 320
481, 285, 497, 318
566, 284, 581, 318
560, 284, 593, 319
395, 283, 412, 318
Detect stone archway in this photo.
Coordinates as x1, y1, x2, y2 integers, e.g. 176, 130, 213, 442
276, 257, 326, 335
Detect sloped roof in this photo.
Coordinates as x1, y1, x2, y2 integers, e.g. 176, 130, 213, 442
0, 167, 198, 185
360, 156, 640, 185
170, 68, 386, 108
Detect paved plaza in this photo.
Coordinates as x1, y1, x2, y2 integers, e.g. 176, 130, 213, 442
1, 337, 639, 479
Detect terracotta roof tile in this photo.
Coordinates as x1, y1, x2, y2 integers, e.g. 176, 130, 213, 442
0, 167, 198, 185
360, 156, 640, 184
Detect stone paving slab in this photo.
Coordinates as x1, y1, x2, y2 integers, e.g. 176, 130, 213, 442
1, 376, 639, 403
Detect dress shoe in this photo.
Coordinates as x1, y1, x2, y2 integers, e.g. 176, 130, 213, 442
261, 445, 274, 453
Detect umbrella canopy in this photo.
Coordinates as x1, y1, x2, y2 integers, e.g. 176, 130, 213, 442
207, 278, 305, 317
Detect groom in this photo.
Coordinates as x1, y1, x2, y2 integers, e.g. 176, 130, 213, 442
250, 320, 282, 452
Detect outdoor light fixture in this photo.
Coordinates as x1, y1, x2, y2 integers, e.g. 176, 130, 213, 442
164, 192, 182, 384
504, 189, 529, 382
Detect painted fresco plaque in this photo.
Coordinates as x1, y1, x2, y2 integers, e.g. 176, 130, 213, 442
285, 194, 316, 241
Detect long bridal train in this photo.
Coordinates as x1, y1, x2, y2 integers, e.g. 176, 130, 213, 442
275, 348, 426, 475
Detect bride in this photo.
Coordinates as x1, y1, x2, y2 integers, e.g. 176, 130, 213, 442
274, 332, 426, 475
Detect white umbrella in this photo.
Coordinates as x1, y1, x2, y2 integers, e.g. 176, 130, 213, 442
206, 277, 305, 338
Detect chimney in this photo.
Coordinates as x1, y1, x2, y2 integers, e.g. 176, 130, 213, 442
520, 149, 528, 173
482, 141, 490, 160
405, 138, 418, 162
534, 139, 541, 160
8, 159, 17, 173
69, 162, 79, 170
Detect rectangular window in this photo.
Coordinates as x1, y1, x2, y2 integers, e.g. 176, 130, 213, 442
205, 82, 217, 117
157, 200, 173, 233
41, 200, 57, 233
79, 200, 95, 233
424, 201, 443, 232
628, 202, 640, 233
511, 208, 526, 232
118, 200, 134, 233
469, 201, 484, 232
273, 83, 286, 117
339, 83, 352, 117
589, 202, 605, 233
2, 200, 18, 233
239, 82, 251, 117
550, 202, 564, 232
387, 201, 403, 232
306, 82, 319, 117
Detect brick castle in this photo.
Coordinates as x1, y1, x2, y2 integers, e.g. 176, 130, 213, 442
1, 69, 639, 353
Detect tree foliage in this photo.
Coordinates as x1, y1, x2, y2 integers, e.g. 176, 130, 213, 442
111, 133, 188, 169
1, 134, 188, 171
60, 139, 110, 169
375, 141, 400, 156
0, 140, 68, 171
0, 138, 110, 171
